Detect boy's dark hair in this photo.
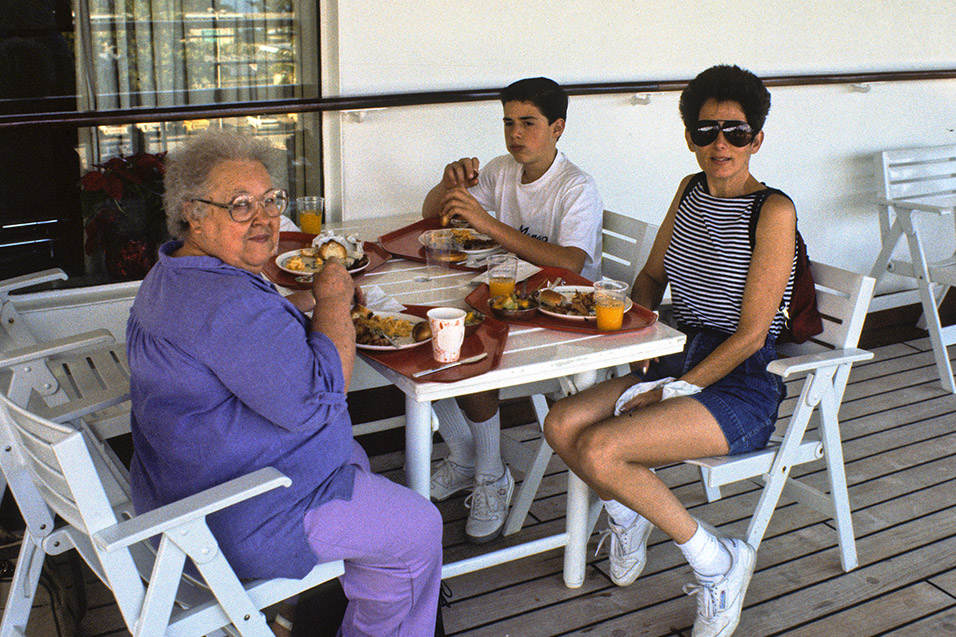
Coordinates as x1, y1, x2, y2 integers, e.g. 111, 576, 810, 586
679, 65, 772, 132
500, 77, 568, 124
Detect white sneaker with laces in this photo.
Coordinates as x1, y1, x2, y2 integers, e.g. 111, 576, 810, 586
683, 537, 756, 637
595, 517, 655, 586
464, 468, 514, 543
430, 459, 475, 501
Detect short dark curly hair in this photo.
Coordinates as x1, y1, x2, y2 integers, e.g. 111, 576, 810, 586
679, 65, 771, 132
499, 77, 568, 124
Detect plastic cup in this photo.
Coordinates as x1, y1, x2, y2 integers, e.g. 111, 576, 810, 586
295, 196, 324, 234
594, 279, 629, 331
487, 254, 517, 299
427, 307, 467, 363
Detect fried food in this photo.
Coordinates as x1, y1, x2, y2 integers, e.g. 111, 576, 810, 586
541, 291, 596, 316
352, 307, 417, 346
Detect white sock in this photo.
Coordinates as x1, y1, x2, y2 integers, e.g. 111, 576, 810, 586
433, 399, 475, 469
468, 411, 505, 478
677, 521, 731, 582
601, 499, 639, 528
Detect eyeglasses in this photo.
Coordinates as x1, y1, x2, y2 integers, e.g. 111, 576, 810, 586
689, 120, 756, 148
191, 189, 289, 223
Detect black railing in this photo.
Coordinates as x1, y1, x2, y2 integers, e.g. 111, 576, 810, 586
2, 68, 955, 130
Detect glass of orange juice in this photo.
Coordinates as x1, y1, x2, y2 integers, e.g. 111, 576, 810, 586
295, 196, 324, 235
594, 279, 628, 331
487, 255, 517, 299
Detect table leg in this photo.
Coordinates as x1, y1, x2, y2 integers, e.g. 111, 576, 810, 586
405, 396, 433, 497
563, 471, 590, 588
562, 369, 600, 588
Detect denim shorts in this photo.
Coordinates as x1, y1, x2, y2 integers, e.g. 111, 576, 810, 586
641, 325, 784, 455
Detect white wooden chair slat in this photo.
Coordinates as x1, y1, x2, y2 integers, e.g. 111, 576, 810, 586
686, 261, 875, 573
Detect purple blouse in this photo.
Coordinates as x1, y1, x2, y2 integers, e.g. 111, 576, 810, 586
127, 241, 355, 578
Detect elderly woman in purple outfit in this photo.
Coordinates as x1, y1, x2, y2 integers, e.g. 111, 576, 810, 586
126, 128, 442, 636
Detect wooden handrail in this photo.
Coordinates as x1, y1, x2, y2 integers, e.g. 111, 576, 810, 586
2, 69, 955, 130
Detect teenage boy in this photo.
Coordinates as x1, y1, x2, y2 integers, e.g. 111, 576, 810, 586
422, 77, 603, 542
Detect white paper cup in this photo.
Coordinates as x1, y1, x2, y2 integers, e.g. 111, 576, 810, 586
427, 307, 467, 363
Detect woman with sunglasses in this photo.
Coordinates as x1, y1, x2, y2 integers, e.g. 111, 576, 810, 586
544, 65, 796, 637
127, 128, 443, 636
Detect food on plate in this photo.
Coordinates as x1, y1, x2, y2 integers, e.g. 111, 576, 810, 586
451, 228, 496, 251
352, 306, 417, 347
283, 255, 310, 272
412, 321, 433, 342
536, 289, 568, 308
428, 249, 468, 264
280, 232, 366, 274
539, 290, 596, 316
490, 294, 536, 311
318, 240, 349, 261
464, 310, 484, 326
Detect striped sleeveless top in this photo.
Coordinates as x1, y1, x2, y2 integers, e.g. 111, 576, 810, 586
663, 173, 796, 338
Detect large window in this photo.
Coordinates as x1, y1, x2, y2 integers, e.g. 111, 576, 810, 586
0, 0, 320, 286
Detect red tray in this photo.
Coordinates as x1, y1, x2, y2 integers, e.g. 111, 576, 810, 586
263, 232, 391, 290
377, 218, 483, 272
465, 266, 658, 335
357, 305, 508, 383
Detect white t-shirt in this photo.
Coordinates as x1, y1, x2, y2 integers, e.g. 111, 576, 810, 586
469, 151, 604, 281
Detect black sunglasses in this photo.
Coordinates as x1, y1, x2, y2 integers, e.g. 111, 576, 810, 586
689, 120, 756, 147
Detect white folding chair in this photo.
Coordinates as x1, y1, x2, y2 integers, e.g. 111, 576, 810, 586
686, 261, 874, 572
868, 144, 956, 393
0, 392, 344, 637
0, 269, 131, 439
601, 210, 658, 287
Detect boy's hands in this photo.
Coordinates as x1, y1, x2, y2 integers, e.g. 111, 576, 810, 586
440, 187, 491, 229
441, 157, 481, 189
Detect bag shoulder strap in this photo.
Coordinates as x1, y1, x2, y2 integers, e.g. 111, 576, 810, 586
747, 186, 791, 249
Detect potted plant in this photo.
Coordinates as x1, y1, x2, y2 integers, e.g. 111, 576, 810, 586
81, 151, 169, 281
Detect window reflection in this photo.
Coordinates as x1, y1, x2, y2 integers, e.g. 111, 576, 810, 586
0, 0, 320, 285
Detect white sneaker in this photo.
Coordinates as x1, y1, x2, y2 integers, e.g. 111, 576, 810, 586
683, 537, 756, 637
464, 468, 514, 543
595, 517, 654, 586
430, 459, 475, 501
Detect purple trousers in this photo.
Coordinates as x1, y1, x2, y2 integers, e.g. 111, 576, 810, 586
303, 441, 443, 636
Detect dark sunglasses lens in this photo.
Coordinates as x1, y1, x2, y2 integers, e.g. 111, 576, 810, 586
690, 124, 719, 146
722, 124, 754, 147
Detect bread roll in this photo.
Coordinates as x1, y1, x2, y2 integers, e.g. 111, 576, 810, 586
319, 240, 349, 260
536, 289, 568, 308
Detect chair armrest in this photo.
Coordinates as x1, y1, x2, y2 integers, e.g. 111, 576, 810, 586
0, 269, 68, 297
767, 347, 873, 378
0, 329, 115, 368
93, 467, 291, 552
881, 197, 955, 215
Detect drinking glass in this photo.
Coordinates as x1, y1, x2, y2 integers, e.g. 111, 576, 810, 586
295, 196, 324, 234
594, 279, 629, 331
487, 255, 517, 299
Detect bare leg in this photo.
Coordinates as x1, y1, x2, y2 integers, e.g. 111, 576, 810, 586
545, 380, 729, 544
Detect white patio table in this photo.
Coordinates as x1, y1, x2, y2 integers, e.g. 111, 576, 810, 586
315, 214, 686, 587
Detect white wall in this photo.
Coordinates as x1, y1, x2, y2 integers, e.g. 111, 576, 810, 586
322, 1, 956, 299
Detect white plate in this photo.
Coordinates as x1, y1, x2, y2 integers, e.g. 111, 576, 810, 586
355, 312, 431, 351
276, 249, 369, 276
418, 229, 499, 255
536, 285, 633, 321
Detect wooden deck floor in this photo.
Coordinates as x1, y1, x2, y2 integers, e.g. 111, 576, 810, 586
7, 334, 956, 636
